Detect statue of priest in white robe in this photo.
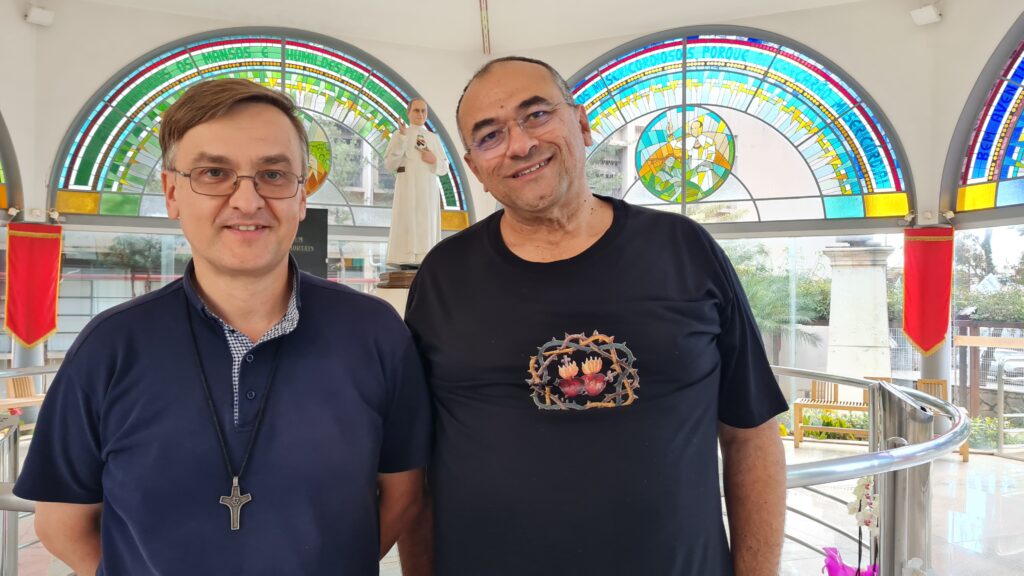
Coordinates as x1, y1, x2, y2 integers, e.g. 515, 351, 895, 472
383, 98, 449, 268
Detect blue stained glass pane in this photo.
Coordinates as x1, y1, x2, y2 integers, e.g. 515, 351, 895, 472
586, 93, 626, 139
842, 114, 889, 190
612, 73, 682, 122
999, 108, 1024, 180
859, 106, 900, 191
685, 36, 777, 72
769, 56, 855, 119
1007, 48, 1024, 85
802, 127, 864, 196
686, 69, 762, 110
823, 195, 864, 218
601, 42, 683, 90
973, 81, 1021, 180
574, 72, 606, 107
996, 178, 1024, 207
747, 81, 826, 143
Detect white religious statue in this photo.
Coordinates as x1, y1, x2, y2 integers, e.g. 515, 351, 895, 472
383, 98, 449, 269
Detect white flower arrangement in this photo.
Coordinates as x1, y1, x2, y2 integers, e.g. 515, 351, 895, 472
847, 475, 879, 536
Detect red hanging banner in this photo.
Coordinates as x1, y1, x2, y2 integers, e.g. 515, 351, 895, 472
4, 223, 63, 348
903, 227, 954, 357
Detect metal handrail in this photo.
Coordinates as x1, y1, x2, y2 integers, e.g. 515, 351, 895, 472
773, 366, 971, 488
0, 367, 58, 380
0, 486, 32, 515
0, 367, 972, 508
0, 365, 60, 521
0, 364, 973, 574
0, 417, 20, 576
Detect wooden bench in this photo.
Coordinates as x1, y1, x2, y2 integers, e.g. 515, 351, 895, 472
2, 376, 44, 434
915, 378, 970, 462
793, 379, 869, 447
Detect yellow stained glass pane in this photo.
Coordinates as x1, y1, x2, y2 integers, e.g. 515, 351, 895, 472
56, 190, 101, 214
863, 192, 909, 217
0, 185, 7, 209
956, 183, 997, 211
441, 210, 469, 231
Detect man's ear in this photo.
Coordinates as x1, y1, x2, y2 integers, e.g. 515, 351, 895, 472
463, 152, 481, 181
162, 170, 180, 220
576, 105, 593, 147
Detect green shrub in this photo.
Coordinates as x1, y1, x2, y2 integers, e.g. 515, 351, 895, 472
777, 409, 869, 440
968, 416, 1024, 449
781, 411, 1024, 451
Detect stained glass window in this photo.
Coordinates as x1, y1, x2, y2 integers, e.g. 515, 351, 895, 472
958, 39, 1024, 212
53, 33, 467, 226
0, 111, 7, 210
572, 33, 910, 223
0, 153, 6, 210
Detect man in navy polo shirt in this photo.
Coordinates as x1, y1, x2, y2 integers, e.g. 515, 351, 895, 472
15, 79, 431, 575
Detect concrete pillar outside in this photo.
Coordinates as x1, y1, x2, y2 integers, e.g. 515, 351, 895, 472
920, 339, 951, 383
824, 240, 894, 400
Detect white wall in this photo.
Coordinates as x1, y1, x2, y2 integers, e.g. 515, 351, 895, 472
4, 0, 1024, 226
0, 1, 40, 219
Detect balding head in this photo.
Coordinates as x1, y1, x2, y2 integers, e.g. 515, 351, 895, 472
456, 57, 575, 144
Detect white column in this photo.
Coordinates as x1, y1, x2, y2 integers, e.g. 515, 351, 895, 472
824, 240, 894, 400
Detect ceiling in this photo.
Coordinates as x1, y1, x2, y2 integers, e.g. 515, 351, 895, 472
84, 0, 873, 53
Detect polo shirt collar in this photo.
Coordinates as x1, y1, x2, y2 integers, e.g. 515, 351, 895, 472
182, 256, 303, 320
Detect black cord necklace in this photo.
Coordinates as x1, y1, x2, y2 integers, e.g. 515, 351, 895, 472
185, 299, 286, 531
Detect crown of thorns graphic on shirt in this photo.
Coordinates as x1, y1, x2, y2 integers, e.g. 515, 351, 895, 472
527, 331, 639, 411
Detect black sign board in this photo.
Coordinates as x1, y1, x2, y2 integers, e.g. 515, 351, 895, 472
290, 207, 328, 278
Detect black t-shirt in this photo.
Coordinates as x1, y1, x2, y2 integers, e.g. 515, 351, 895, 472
406, 197, 788, 576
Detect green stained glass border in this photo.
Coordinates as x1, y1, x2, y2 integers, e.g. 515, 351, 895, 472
51, 29, 469, 222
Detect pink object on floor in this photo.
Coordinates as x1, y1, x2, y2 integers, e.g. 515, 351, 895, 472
823, 547, 878, 576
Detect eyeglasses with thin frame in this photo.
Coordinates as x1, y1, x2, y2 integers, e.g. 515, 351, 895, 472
170, 167, 306, 199
468, 101, 573, 158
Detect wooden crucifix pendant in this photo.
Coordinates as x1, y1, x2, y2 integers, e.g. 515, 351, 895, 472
219, 476, 252, 531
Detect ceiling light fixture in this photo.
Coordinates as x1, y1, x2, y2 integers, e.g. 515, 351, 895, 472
910, 4, 942, 26
24, 5, 55, 27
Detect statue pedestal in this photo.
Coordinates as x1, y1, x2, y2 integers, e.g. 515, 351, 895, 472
374, 270, 417, 318
823, 242, 894, 401
378, 270, 416, 289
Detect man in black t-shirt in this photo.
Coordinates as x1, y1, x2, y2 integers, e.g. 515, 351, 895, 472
402, 57, 788, 576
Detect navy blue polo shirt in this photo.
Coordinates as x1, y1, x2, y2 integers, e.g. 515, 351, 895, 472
15, 263, 431, 575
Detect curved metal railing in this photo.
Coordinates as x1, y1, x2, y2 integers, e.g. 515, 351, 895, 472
773, 366, 972, 574
0, 367, 58, 380
0, 364, 975, 575
0, 366, 56, 520
773, 366, 971, 488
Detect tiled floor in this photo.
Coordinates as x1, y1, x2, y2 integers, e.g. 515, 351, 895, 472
781, 440, 1024, 575
16, 439, 1024, 575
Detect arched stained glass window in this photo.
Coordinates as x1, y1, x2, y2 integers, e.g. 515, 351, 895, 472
571, 31, 911, 224
52, 31, 468, 227
957, 38, 1024, 212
